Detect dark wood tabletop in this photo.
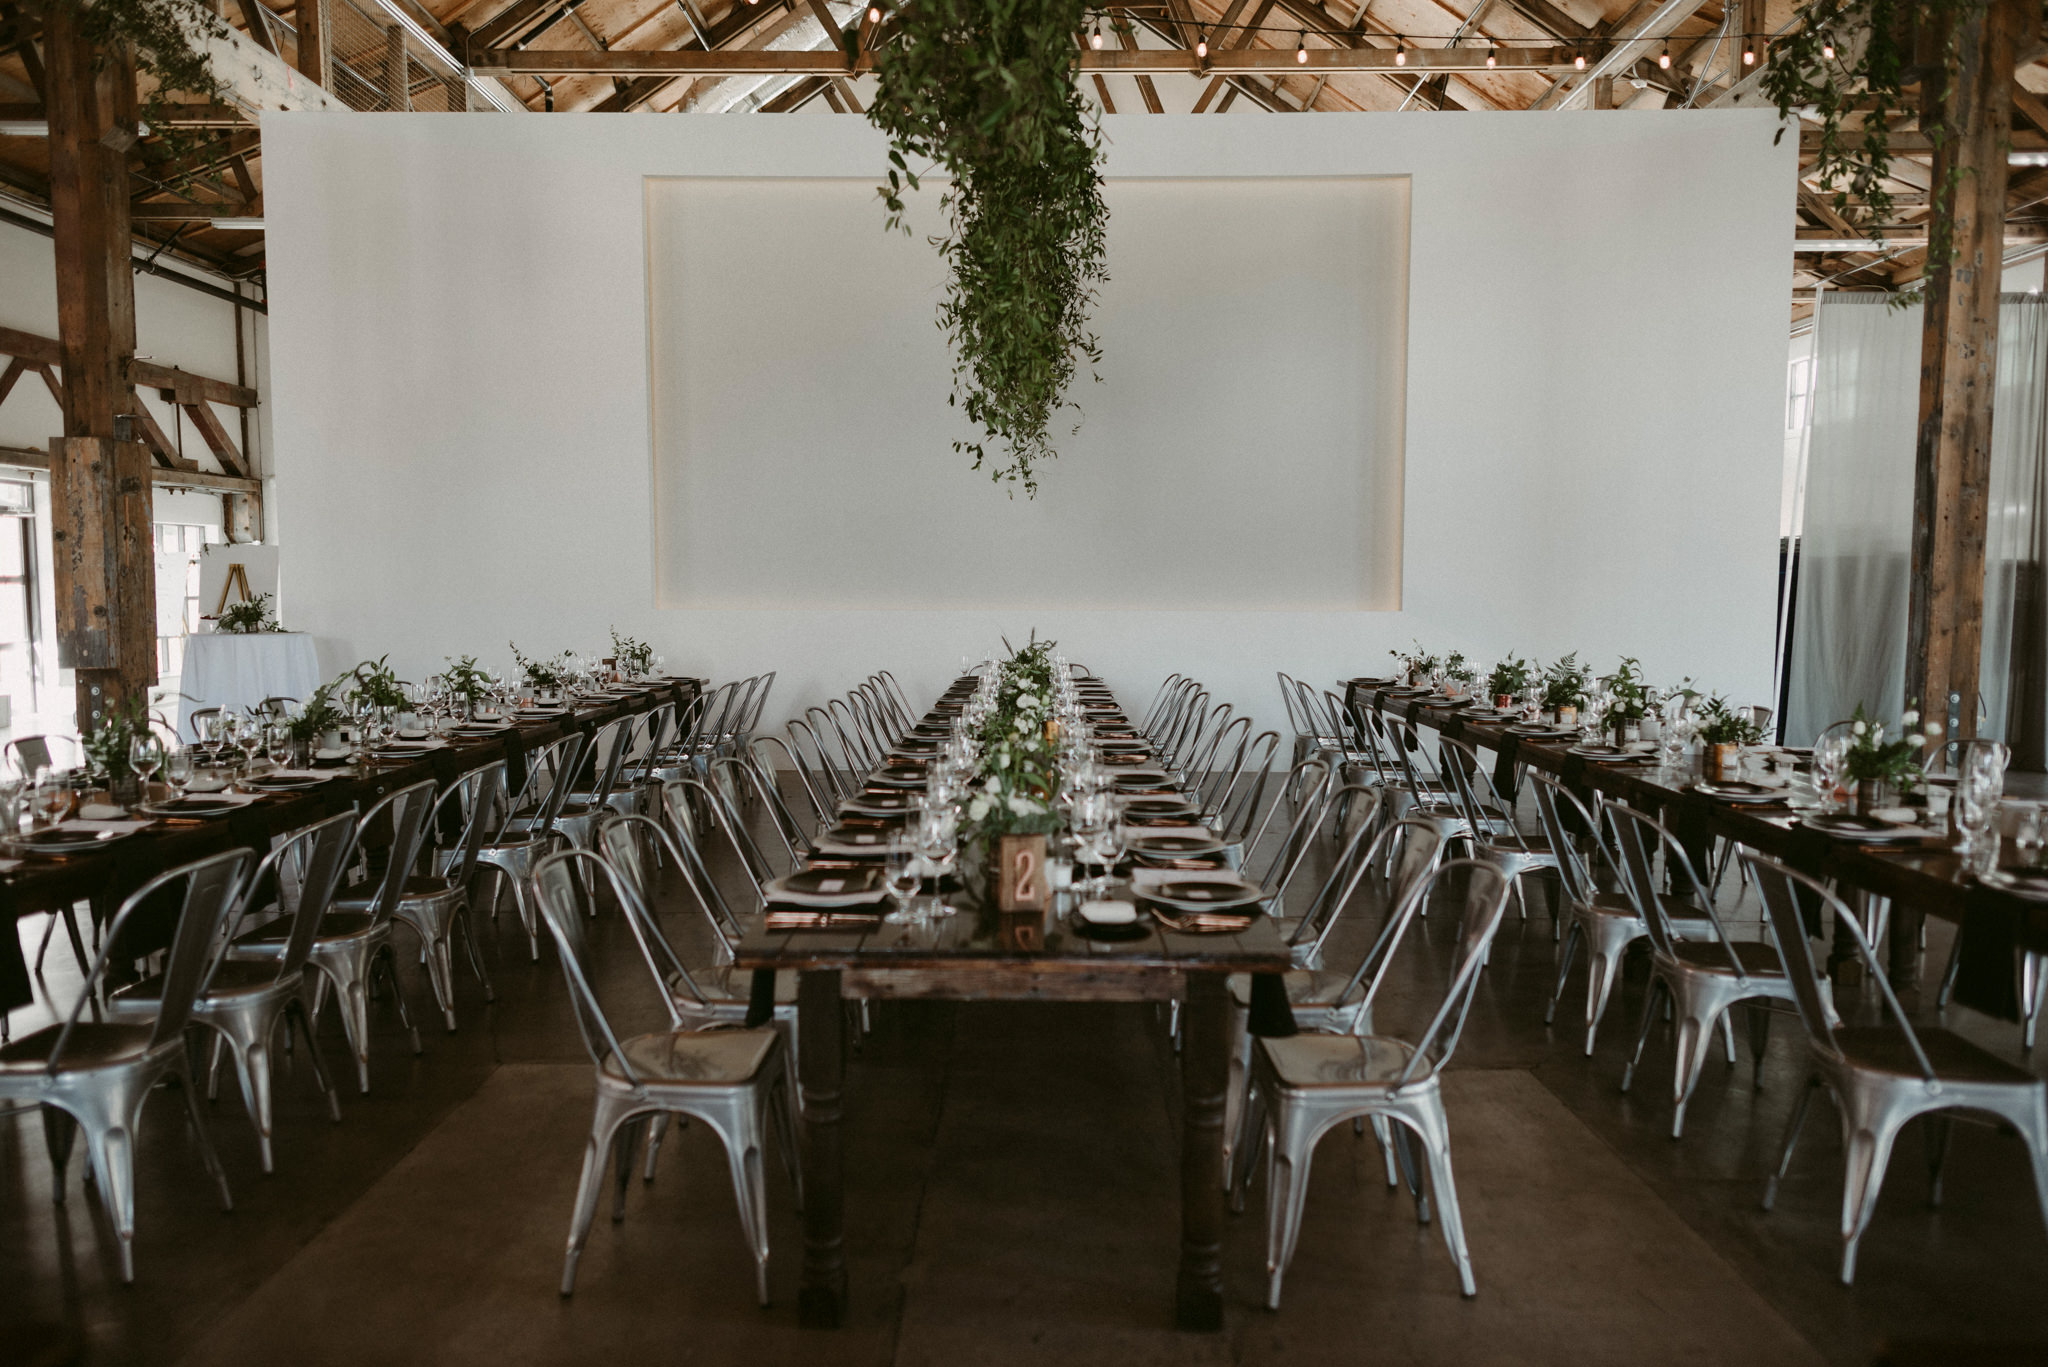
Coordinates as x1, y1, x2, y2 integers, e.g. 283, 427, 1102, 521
0, 677, 702, 1014
1346, 677, 2048, 1001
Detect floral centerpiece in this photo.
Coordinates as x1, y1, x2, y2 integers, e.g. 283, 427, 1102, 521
1842, 703, 1942, 811
1443, 651, 1477, 699
217, 592, 280, 634
609, 628, 654, 678
1390, 642, 1440, 687
511, 642, 572, 695
350, 656, 406, 714
288, 671, 351, 754
1593, 657, 1654, 743
963, 637, 1063, 844
1486, 655, 1533, 709
1541, 653, 1591, 725
442, 655, 492, 717
1695, 695, 1765, 776
81, 698, 158, 797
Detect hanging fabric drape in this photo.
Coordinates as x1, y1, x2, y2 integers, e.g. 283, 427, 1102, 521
1785, 293, 2048, 760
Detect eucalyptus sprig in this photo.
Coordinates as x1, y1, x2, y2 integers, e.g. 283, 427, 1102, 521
510, 641, 572, 692
867, 0, 1109, 495
350, 656, 406, 712
442, 655, 492, 709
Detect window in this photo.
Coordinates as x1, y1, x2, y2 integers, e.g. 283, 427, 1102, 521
1786, 355, 1814, 432
154, 522, 221, 680
0, 479, 42, 719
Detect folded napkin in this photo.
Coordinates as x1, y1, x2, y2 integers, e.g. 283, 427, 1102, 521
255, 769, 336, 782
1129, 867, 1261, 891
813, 831, 907, 857
1126, 823, 1217, 840
77, 803, 128, 820
59, 819, 155, 835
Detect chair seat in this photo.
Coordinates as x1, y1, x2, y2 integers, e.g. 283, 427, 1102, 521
1230, 969, 1358, 1012
0, 1022, 156, 1073
112, 960, 282, 1009
1669, 939, 1787, 978
600, 1026, 778, 1086
1576, 892, 1640, 919
233, 910, 378, 956
1833, 1026, 2044, 1086
1261, 1032, 1422, 1089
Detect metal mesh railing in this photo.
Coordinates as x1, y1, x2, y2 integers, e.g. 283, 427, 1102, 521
262, 0, 475, 112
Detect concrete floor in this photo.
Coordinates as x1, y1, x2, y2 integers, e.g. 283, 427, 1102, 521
6, 813, 2048, 1367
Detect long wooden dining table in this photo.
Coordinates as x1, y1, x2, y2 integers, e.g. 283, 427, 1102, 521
0, 677, 703, 1017
1347, 678, 2040, 1017
734, 677, 1294, 1332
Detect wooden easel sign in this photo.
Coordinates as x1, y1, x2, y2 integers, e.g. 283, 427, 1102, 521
212, 562, 254, 616
197, 543, 280, 629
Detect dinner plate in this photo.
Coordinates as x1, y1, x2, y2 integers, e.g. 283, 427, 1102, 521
1100, 752, 1155, 767
763, 866, 886, 906
1568, 744, 1633, 760
1121, 796, 1197, 817
843, 792, 918, 815
1978, 868, 2048, 898
6, 827, 126, 855
1800, 813, 1933, 842
1144, 877, 1264, 910
136, 795, 248, 818
1071, 916, 1152, 942
1694, 781, 1785, 804
1508, 725, 1578, 739
1127, 832, 1225, 858
870, 763, 928, 785
240, 774, 329, 792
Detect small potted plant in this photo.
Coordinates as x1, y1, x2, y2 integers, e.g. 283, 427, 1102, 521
215, 592, 280, 634
609, 627, 655, 680
288, 672, 351, 764
1695, 696, 1765, 778
1842, 703, 1942, 814
1541, 653, 1590, 728
81, 698, 159, 806
1486, 655, 1533, 711
1597, 658, 1654, 745
350, 656, 407, 730
442, 655, 493, 720
512, 641, 571, 702
1443, 651, 1476, 700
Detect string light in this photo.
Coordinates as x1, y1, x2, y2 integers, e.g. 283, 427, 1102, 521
1485, 40, 1496, 67
1090, 20, 1103, 49
1297, 31, 1308, 63
1821, 36, 1835, 59
1393, 37, 1405, 65
1196, 27, 1208, 57
866, 0, 881, 22
1574, 48, 1585, 70
1742, 37, 1756, 64
1657, 45, 1671, 69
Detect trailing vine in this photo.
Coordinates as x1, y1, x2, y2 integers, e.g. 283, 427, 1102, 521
1761, 0, 1989, 288
34, 0, 231, 188
866, 0, 1110, 496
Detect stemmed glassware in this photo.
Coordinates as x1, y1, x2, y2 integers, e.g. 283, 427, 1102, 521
1812, 733, 1852, 814
33, 773, 68, 829
235, 714, 265, 774
1956, 746, 2006, 867
266, 721, 293, 771
882, 844, 922, 925
914, 803, 959, 918
2013, 803, 2045, 869
1071, 790, 1117, 899
164, 746, 191, 799
129, 732, 163, 798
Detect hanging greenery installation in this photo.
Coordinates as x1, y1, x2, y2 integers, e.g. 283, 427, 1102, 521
38, 0, 233, 179
865, 0, 1110, 496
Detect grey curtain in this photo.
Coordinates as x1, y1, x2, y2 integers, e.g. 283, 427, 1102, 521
1785, 293, 2048, 764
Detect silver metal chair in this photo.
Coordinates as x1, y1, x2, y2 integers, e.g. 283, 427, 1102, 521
533, 849, 800, 1304
232, 780, 436, 1092
108, 812, 354, 1172
382, 761, 504, 1031
1234, 858, 1515, 1306
1529, 772, 1717, 1056
483, 731, 587, 958
1745, 850, 2048, 1284
1608, 801, 1804, 1138
1438, 734, 1556, 921
0, 848, 250, 1281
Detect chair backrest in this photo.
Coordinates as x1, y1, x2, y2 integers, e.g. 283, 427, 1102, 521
757, 734, 830, 829
531, 849, 679, 1084
1315, 816, 1452, 1003
786, 716, 848, 804
51, 848, 253, 1069
1213, 730, 1282, 845
1248, 757, 1341, 903
1438, 736, 1535, 854
581, 715, 637, 809
350, 779, 440, 931
595, 813, 727, 1005
710, 753, 804, 873
1286, 785, 1386, 957
1739, 851, 1879, 1072
1332, 856, 1512, 1084
258, 696, 297, 717
629, 703, 676, 784
427, 760, 506, 888
502, 731, 588, 840
1138, 673, 1186, 737
718, 675, 761, 742
1603, 801, 1745, 975
187, 707, 223, 745
1526, 770, 1606, 907
1242, 755, 1333, 883
1275, 672, 1308, 741
658, 777, 751, 941
806, 706, 862, 782
230, 811, 357, 987
7, 734, 51, 779
739, 671, 776, 740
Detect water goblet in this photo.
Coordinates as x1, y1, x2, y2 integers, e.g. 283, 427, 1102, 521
33, 773, 68, 829
129, 732, 163, 793
882, 845, 922, 925
2014, 803, 2046, 869
164, 747, 191, 797
267, 721, 293, 771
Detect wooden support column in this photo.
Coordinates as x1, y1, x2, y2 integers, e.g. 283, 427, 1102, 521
385, 23, 410, 110
297, 0, 332, 89
1905, 0, 2031, 742
45, 4, 156, 733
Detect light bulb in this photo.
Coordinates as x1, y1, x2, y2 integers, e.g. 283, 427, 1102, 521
1822, 39, 1835, 58
1297, 32, 1308, 63
1393, 38, 1405, 65
1657, 46, 1670, 69
1742, 42, 1755, 64
1196, 29, 1207, 57
1574, 50, 1585, 70
867, 1, 880, 21
1485, 42, 1495, 67
1090, 22, 1103, 49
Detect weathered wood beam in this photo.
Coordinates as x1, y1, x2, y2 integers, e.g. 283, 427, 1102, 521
0, 358, 25, 408
123, 390, 198, 472
0, 445, 263, 494
0, 325, 259, 407
475, 43, 1570, 74
178, 399, 247, 476
45, 5, 156, 726
1906, 0, 2033, 742
298, 0, 332, 88
1115, 12, 1167, 112
234, 0, 279, 54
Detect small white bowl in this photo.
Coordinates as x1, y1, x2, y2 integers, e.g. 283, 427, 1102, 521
1078, 900, 1137, 926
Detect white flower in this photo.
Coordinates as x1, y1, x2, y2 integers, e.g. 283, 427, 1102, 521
1927, 721, 1944, 737
1016, 693, 1041, 711
1852, 720, 1866, 736
1007, 795, 1037, 817
1901, 709, 1919, 727
968, 795, 992, 820
982, 777, 1000, 793
1907, 734, 1925, 748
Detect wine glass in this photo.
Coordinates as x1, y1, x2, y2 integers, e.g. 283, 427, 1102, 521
1812, 734, 1851, 813
33, 773, 68, 829
882, 845, 922, 925
164, 746, 192, 797
915, 804, 958, 917
2014, 803, 2045, 869
235, 714, 264, 773
129, 732, 163, 796
267, 720, 292, 771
